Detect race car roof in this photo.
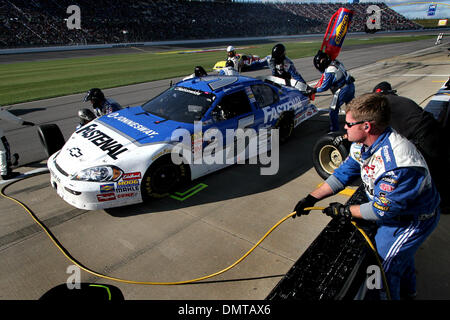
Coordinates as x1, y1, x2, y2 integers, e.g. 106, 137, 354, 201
178, 75, 260, 93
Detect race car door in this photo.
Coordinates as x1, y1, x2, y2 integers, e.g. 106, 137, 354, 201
248, 83, 280, 150
203, 89, 257, 172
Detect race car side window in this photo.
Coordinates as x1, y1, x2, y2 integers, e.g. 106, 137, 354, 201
250, 84, 279, 108
212, 90, 252, 122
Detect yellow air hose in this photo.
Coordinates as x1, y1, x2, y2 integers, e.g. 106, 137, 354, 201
1, 176, 390, 299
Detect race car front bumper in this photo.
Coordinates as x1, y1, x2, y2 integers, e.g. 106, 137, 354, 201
47, 152, 141, 210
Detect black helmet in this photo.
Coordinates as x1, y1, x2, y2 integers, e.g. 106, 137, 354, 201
84, 88, 105, 102
313, 50, 331, 73
225, 60, 234, 68
272, 43, 286, 63
373, 81, 397, 95
194, 66, 207, 77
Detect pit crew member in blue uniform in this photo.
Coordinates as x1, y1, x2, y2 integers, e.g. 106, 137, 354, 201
311, 51, 355, 132
84, 88, 122, 118
293, 93, 440, 300
253, 43, 307, 90
1, 105, 34, 180
269, 43, 306, 84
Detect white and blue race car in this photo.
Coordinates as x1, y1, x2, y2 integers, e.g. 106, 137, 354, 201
46, 75, 318, 210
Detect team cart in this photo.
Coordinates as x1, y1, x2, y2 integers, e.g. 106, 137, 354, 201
38, 74, 318, 210
312, 78, 450, 180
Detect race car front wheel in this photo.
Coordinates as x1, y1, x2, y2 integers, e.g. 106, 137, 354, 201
37, 124, 66, 158
312, 133, 349, 180
141, 157, 188, 200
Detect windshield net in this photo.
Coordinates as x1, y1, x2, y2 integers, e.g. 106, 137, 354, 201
142, 86, 215, 123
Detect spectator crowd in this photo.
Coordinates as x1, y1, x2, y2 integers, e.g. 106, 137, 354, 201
0, 0, 422, 49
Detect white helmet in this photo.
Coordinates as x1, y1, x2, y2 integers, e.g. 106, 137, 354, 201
226, 45, 235, 52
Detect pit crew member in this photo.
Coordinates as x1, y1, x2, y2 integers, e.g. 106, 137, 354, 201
292, 93, 440, 300
84, 88, 122, 118
311, 51, 355, 132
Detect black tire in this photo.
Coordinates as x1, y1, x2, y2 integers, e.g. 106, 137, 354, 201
276, 112, 294, 144
141, 156, 188, 200
312, 133, 350, 180
37, 124, 66, 158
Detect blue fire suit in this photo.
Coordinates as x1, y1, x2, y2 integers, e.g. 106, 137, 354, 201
253, 56, 306, 84
316, 60, 355, 132
93, 98, 122, 117
325, 128, 440, 299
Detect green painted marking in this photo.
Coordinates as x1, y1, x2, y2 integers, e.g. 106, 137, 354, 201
170, 183, 208, 201
89, 284, 112, 301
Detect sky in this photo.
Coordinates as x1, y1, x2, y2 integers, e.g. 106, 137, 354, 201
259, 1, 450, 19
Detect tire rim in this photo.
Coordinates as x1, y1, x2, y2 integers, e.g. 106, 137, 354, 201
151, 164, 179, 194
318, 145, 343, 175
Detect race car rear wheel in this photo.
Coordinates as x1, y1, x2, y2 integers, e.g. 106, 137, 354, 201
276, 112, 294, 144
312, 133, 349, 180
37, 124, 66, 158
141, 157, 188, 200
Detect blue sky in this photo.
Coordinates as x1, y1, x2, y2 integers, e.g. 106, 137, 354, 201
260, 1, 450, 19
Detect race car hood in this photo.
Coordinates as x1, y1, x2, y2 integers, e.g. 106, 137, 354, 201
54, 106, 191, 174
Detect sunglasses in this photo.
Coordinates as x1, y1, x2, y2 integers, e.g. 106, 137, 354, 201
345, 120, 372, 128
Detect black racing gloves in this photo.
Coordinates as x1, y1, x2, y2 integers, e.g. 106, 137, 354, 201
332, 134, 346, 146
22, 121, 35, 126
293, 194, 318, 219
323, 202, 352, 220
305, 86, 317, 98
293, 198, 353, 220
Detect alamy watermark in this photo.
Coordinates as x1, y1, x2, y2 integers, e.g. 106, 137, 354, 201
66, 5, 81, 30
66, 265, 81, 289
366, 265, 382, 290
366, 5, 381, 31
170, 121, 280, 176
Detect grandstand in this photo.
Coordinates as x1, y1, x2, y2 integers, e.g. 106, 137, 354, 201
0, 0, 422, 49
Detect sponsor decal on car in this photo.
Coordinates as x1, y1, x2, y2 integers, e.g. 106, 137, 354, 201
122, 172, 141, 180
106, 113, 159, 138
100, 184, 115, 193
262, 96, 304, 123
76, 124, 128, 160
116, 179, 140, 193
117, 192, 138, 199
68, 147, 83, 158
97, 193, 116, 202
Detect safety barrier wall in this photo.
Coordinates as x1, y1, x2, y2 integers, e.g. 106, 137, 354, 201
2, 29, 447, 56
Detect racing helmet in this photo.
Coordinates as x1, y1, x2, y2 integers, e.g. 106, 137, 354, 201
271, 43, 286, 63
84, 88, 105, 103
372, 82, 397, 95
313, 50, 332, 73
77, 108, 96, 125
194, 66, 207, 77
227, 46, 236, 57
